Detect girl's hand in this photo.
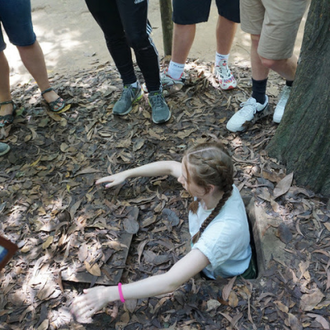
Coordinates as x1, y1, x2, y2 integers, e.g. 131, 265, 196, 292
71, 286, 112, 322
95, 173, 128, 188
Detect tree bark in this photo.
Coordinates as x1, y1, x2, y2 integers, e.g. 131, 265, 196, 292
159, 0, 173, 56
267, 0, 330, 196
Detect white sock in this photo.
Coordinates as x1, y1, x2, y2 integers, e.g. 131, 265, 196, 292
215, 52, 229, 67
167, 61, 185, 80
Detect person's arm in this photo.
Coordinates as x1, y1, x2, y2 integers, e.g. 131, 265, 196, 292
95, 161, 182, 188
71, 249, 209, 321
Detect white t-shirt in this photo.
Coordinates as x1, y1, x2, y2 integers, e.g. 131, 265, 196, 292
189, 185, 251, 279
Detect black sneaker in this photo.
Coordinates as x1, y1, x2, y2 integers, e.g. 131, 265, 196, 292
113, 83, 143, 116
148, 90, 171, 124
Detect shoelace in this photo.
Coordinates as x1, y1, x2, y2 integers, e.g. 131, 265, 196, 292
150, 93, 163, 109
240, 99, 258, 115
217, 61, 231, 78
120, 86, 135, 101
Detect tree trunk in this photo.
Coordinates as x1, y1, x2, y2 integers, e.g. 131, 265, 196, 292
159, 0, 173, 56
267, 0, 330, 196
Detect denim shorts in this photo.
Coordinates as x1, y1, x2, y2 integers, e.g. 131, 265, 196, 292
172, 0, 240, 25
0, 0, 36, 51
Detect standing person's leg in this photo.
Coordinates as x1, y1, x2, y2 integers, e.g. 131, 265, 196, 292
0, 0, 65, 113
226, 0, 269, 132
160, 23, 194, 93
116, 0, 160, 92
0, 51, 14, 126
171, 24, 196, 65
215, 16, 237, 57
253, 0, 308, 123
85, 0, 142, 117
17, 41, 64, 107
162, 0, 212, 94
214, 0, 239, 90
116, 0, 170, 124
0, 1, 14, 128
85, 0, 136, 85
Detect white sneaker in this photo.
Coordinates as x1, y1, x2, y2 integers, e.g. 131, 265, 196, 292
214, 60, 237, 90
273, 85, 291, 123
226, 96, 269, 132
160, 70, 185, 95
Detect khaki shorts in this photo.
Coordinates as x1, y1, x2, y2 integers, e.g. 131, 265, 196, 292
240, 0, 309, 60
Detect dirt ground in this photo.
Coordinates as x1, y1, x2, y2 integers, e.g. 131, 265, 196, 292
4, 3, 329, 330
5, 0, 307, 87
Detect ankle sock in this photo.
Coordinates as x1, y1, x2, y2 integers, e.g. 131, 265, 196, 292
215, 52, 229, 67
252, 78, 267, 104
286, 80, 293, 87
167, 61, 185, 80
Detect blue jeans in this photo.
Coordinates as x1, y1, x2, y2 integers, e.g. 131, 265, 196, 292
0, 0, 36, 51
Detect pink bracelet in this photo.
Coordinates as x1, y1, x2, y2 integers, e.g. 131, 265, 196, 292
118, 282, 125, 303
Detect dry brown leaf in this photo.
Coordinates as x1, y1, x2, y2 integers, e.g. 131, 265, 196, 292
300, 288, 325, 311
273, 172, 294, 199
162, 208, 180, 226
74, 167, 101, 176
222, 276, 236, 301
262, 169, 283, 183
206, 299, 221, 311
124, 299, 137, 313
70, 199, 82, 219
37, 281, 56, 300
37, 319, 49, 330
287, 313, 302, 330
42, 236, 53, 249
306, 313, 330, 329
84, 261, 101, 277
323, 222, 330, 232
299, 260, 310, 279
274, 300, 289, 313
228, 291, 239, 308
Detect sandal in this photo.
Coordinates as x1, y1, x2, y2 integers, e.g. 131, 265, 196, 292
41, 87, 66, 112
0, 100, 17, 127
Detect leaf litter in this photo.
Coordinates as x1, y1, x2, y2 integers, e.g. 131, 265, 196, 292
0, 60, 329, 329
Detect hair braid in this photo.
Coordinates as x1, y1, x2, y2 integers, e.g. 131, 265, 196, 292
191, 183, 233, 244
183, 141, 234, 244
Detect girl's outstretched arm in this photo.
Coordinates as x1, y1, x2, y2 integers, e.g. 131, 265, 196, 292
95, 161, 182, 188
71, 249, 209, 322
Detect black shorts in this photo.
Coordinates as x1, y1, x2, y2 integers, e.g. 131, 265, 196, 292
172, 0, 240, 25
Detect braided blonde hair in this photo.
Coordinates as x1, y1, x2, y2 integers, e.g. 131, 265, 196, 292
183, 141, 234, 244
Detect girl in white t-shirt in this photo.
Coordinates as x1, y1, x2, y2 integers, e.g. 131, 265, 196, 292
72, 141, 255, 321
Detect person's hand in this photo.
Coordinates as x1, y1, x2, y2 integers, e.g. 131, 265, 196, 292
95, 173, 128, 188
71, 286, 111, 322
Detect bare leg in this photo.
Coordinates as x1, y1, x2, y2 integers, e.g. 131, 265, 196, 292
250, 34, 269, 80
171, 24, 196, 64
0, 51, 13, 120
216, 15, 237, 55
251, 34, 297, 80
260, 55, 297, 81
17, 40, 60, 103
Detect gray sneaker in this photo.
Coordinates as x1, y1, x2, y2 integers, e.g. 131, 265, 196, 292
0, 142, 10, 156
148, 90, 171, 124
113, 83, 143, 116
